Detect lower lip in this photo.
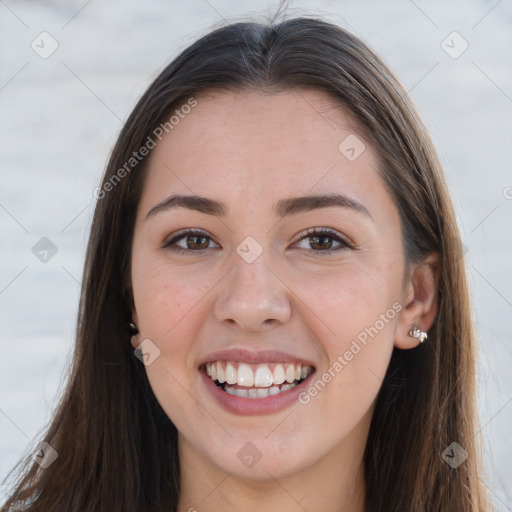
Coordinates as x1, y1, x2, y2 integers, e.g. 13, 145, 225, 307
200, 369, 315, 415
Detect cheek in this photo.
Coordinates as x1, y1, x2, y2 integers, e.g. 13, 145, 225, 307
290, 261, 400, 420
290, 257, 402, 343
131, 261, 210, 429
132, 256, 211, 341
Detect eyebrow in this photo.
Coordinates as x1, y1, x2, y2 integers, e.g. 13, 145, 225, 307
145, 193, 372, 221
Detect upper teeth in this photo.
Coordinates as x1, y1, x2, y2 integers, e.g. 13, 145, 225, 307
205, 361, 312, 388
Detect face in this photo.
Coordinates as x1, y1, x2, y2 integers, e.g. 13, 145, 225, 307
130, 89, 408, 480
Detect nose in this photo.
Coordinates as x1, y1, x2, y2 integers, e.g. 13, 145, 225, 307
213, 250, 292, 331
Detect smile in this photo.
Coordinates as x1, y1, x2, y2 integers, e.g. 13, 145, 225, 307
204, 360, 314, 399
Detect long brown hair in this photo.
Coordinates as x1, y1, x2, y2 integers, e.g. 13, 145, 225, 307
1, 15, 492, 512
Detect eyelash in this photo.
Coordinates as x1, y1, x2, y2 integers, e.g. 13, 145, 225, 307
162, 227, 354, 256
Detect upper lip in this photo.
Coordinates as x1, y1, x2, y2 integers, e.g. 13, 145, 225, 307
198, 348, 316, 368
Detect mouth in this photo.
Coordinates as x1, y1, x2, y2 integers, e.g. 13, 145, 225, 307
202, 360, 315, 399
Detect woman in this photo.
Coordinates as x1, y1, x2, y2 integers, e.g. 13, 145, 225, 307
1, 15, 493, 512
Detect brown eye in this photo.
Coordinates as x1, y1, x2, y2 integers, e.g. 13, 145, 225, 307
309, 235, 335, 251
183, 234, 209, 250
163, 229, 219, 255
294, 228, 353, 254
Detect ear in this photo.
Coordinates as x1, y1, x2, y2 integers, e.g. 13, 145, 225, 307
395, 252, 441, 349
130, 309, 140, 349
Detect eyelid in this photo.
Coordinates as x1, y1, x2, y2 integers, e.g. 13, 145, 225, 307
162, 228, 218, 249
162, 226, 355, 255
293, 227, 355, 250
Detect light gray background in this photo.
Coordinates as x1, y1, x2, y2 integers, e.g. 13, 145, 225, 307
1, 0, 511, 509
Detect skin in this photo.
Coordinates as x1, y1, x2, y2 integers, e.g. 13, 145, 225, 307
130, 89, 439, 512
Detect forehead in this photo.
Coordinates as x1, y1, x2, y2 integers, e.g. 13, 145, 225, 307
140, 88, 389, 219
